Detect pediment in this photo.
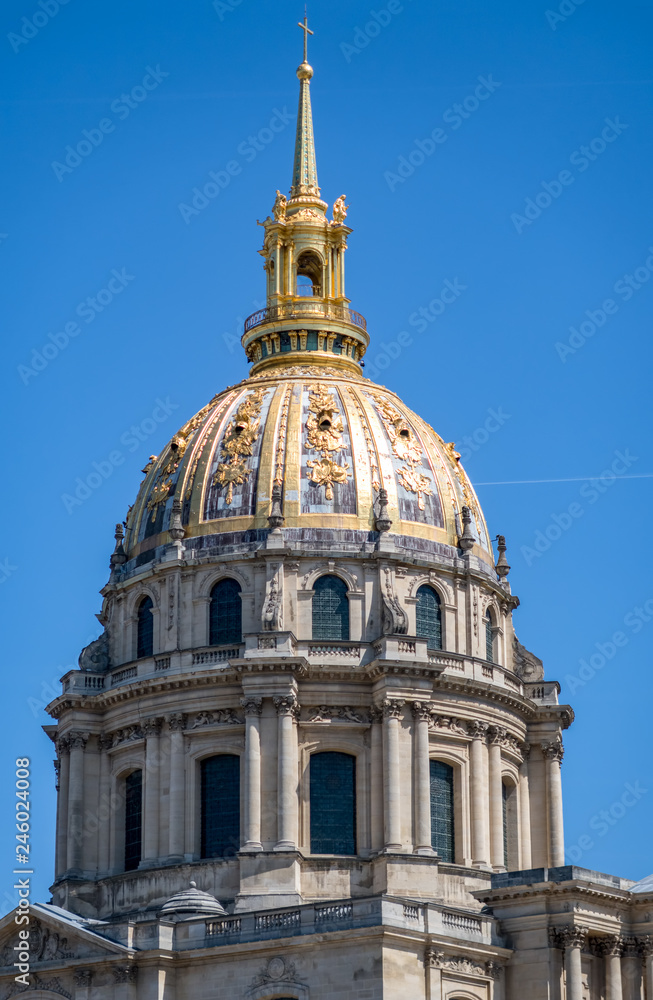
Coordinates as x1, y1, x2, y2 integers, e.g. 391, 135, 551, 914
0, 903, 131, 969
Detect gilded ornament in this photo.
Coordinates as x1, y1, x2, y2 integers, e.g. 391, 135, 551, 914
369, 393, 433, 510
332, 194, 349, 224
272, 189, 287, 222
305, 383, 350, 498
213, 389, 265, 504
147, 478, 173, 521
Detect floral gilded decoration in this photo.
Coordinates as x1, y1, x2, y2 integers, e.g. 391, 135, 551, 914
212, 389, 265, 504
370, 392, 433, 511
305, 383, 350, 500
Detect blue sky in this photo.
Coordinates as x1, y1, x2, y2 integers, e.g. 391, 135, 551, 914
1, 0, 652, 905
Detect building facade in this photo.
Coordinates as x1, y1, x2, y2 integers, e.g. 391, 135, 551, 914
1, 24, 651, 1000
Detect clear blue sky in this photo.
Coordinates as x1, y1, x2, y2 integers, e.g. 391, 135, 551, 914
1, 0, 651, 906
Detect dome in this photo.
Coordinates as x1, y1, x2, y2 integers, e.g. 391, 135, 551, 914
159, 881, 226, 917
123, 361, 492, 568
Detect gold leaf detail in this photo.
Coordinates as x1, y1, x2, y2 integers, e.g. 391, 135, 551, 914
369, 392, 433, 510
147, 479, 173, 521
212, 389, 265, 504
307, 457, 350, 500
305, 384, 350, 498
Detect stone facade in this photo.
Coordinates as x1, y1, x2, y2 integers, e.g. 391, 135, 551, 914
1, 25, 649, 1000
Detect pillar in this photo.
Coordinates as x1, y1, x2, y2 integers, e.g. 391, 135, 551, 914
141, 718, 162, 866
412, 703, 435, 855
55, 737, 70, 877
241, 698, 263, 851
113, 965, 138, 1000
424, 947, 443, 1000
488, 725, 506, 870
518, 743, 532, 870
73, 969, 93, 999
167, 714, 186, 861
370, 708, 383, 852
66, 731, 89, 874
599, 937, 623, 1000
468, 721, 490, 867
621, 938, 642, 1000
382, 699, 404, 851
542, 738, 565, 867
642, 939, 653, 1000
274, 695, 298, 850
561, 927, 587, 1000
97, 735, 112, 876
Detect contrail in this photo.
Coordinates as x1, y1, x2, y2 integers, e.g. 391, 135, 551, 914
473, 474, 653, 486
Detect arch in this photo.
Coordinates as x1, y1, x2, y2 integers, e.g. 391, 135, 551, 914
296, 248, 323, 295
201, 754, 241, 859
310, 751, 356, 855
124, 768, 142, 871
303, 563, 360, 593
209, 578, 242, 646
312, 575, 349, 640
136, 596, 154, 658
430, 759, 454, 862
416, 585, 442, 650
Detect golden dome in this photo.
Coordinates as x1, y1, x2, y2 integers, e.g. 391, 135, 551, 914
124, 362, 492, 566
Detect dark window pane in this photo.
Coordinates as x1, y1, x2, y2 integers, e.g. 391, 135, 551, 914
310, 752, 356, 854
416, 586, 442, 650
430, 760, 454, 862
209, 579, 242, 646
485, 614, 493, 662
124, 770, 142, 871
312, 575, 349, 640
201, 755, 240, 859
137, 596, 153, 658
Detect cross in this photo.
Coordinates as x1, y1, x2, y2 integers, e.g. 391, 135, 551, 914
297, 11, 313, 63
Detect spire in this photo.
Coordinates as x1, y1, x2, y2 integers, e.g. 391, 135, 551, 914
290, 13, 320, 201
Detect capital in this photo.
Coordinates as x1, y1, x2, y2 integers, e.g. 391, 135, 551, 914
467, 720, 489, 740
68, 731, 89, 751
273, 695, 299, 717
382, 698, 405, 720
168, 713, 187, 732
241, 697, 263, 717
488, 725, 507, 746
113, 965, 138, 985
595, 935, 623, 957
424, 947, 445, 969
559, 925, 589, 950
411, 701, 432, 722
56, 735, 71, 756
541, 738, 564, 763
74, 970, 93, 986
98, 733, 114, 753
518, 741, 531, 761
142, 717, 163, 737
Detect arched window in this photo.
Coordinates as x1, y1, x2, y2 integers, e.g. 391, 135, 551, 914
124, 770, 142, 872
201, 755, 240, 858
310, 752, 356, 855
136, 596, 154, 658
430, 760, 454, 862
209, 579, 242, 646
484, 610, 494, 663
296, 249, 322, 296
416, 585, 442, 650
312, 575, 349, 640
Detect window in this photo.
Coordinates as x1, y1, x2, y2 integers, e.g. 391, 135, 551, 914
124, 770, 142, 871
209, 579, 242, 646
312, 575, 349, 640
201, 755, 240, 858
416, 585, 442, 650
484, 610, 494, 663
296, 250, 322, 296
136, 596, 154, 658
430, 760, 454, 862
310, 752, 356, 855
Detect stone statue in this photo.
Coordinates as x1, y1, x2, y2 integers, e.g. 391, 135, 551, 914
78, 631, 109, 672
272, 189, 287, 222
332, 194, 349, 223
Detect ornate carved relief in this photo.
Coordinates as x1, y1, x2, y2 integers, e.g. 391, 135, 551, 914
190, 709, 241, 728
168, 713, 187, 732
369, 392, 432, 510
241, 697, 263, 716
305, 384, 350, 499
541, 738, 564, 763
274, 695, 300, 718
262, 563, 283, 631
113, 965, 138, 984
212, 389, 265, 504
305, 705, 368, 724
78, 631, 109, 672
424, 949, 499, 978
381, 565, 407, 635
381, 698, 405, 719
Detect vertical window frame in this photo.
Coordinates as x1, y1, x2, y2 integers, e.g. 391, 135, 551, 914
124, 769, 143, 872
209, 578, 243, 647
309, 751, 357, 855
200, 754, 241, 859
312, 575, 350, 641
429, 758, 455, 862
136, 596, 154, 659
416, 585, 442, 651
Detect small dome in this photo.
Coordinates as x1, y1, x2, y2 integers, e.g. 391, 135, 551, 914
159, 881, 226, 917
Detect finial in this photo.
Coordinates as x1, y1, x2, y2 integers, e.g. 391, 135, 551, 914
110, 523, 127, 568
375, 488, 392, 533
289, 12, 321, 202
268, 483, 285, 531
189, 880, 197, 889
496, 535, 510, 581
297, 11, 313, 72
458, 506, 476, 552
169, 496, 185, 542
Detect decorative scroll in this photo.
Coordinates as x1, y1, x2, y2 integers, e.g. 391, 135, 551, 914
212, 389, 265, 504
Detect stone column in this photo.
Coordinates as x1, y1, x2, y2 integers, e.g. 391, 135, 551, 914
518, 742, 532, 870
382, 699, 405, 851
598, 937, 623, 1000
468, 721, 490, 868
55, 736, 70, 877
370, 707, 383, 852
141, 718, 162, 866
542, 738, 565, 867
73, 969, 93, 1000
113, 965, 138, 1000
488, 725, 507, 870
97, 735, 113, 876
641, 937, 653, 1000
66, 731, 89, 874
424, 947, 444, 1000
621, 938, 642, 1000
561, 926, 588, 1000
241, 698, 263, 851
412, 703, 435, 855
274, 695, 299, 850
167, 714, 186, 861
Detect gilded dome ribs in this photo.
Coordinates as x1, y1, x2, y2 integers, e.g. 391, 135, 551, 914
212, 389, 265, 505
